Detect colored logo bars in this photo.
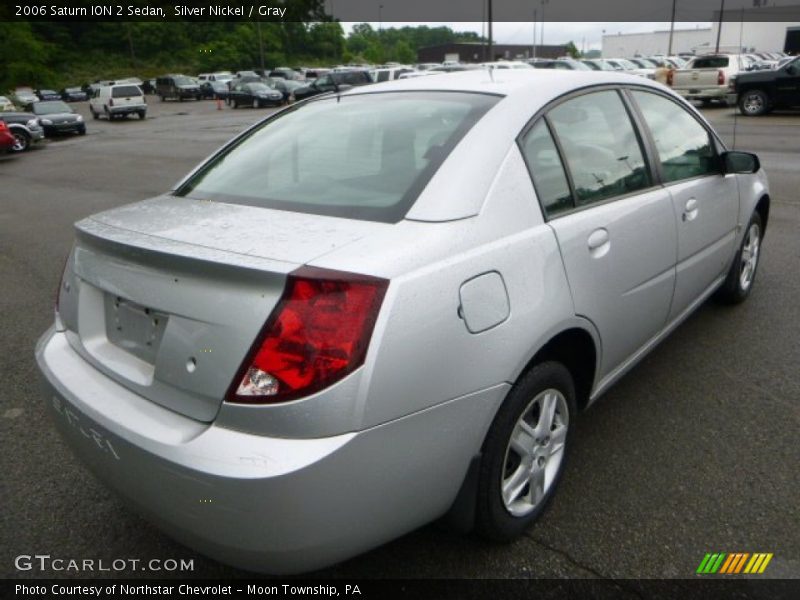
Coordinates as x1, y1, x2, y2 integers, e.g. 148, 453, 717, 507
696, 553, 773, 575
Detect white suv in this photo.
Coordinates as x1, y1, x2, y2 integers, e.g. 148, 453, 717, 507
89, 84, 147, 120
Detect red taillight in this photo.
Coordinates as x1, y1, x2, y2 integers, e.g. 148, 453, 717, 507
0, 120, 8, 133
717, 69, 725, 85
666, 69, 674, 87
227, 266, 388, 404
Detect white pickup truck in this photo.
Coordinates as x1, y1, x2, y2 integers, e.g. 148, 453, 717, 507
670, 54, 755, 106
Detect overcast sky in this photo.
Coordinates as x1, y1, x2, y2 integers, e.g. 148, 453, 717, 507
341, 22, 713, 51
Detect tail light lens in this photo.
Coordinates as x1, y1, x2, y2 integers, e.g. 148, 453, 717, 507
666, 69, 674, 86
0, 121, 8, 133
717, 70, 725, 85
227, 266, 388, 404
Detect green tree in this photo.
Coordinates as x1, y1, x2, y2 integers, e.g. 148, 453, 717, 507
564, 41, 581, 59
393, 40, 415, 64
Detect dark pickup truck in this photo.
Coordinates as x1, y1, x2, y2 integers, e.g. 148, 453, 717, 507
729, 55, 800, 116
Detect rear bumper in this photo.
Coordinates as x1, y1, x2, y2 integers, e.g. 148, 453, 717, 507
675, 86, 729, 101
108, 104, 146, 114
35, 327, 505, 574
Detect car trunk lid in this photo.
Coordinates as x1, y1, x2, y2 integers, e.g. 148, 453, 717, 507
57, 195, 383, 422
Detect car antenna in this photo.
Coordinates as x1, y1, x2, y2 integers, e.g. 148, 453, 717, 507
732, 8, 744, 150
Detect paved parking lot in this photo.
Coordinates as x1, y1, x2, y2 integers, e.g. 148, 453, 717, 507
1, 97, 798, 580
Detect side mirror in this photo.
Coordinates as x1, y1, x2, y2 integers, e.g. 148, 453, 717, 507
722, 151, 760, 174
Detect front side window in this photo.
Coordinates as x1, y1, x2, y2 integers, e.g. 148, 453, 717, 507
631, 91, 719, 183
547, 90, 650, 207
519, 120, 573, 217
177, 92, 499, 222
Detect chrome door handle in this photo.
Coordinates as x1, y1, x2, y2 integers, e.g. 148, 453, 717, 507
587, 228, 610, 258
683, 198, 699, 222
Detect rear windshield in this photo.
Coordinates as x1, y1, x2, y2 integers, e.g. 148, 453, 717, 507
689, 56, 729, 69
112, 85, 142, 97
177, 92, 499, 222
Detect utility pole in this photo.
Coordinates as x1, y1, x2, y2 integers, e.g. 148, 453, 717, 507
715, 0, 725, 53
668, 0, 677, 55
532, 8, 537, 59
487, 0, 493, 61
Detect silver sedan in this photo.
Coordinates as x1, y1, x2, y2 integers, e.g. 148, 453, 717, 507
36, 69, 769, 573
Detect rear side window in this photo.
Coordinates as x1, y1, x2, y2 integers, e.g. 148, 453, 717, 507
631, 91, 719, 183
376, 71, 390, 82
689, 56, 729, 69
177, 92, 499, 223
112, 86, 141, 98
547, 90, 650, 207
519, 120, 573, 217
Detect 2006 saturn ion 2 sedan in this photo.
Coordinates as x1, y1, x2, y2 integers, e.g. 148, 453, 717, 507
36, 70, 769, 573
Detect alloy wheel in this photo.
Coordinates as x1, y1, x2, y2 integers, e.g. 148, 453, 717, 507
501, 389, 569, 517
739, 222, 760, 291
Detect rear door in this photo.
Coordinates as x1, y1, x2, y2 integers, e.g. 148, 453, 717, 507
629, 90, 739, 320
111, 85, 143, 108
520, 89, 678, 380
774, 58, 800, 106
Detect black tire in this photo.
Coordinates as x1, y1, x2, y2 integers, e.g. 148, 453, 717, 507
738, 89, 769, 116
138, 111, 146, 120
104, 108, 111, 121
714, 211, 763, 304
10, 131, 30, 153
232, 99, 239, 109
160, 95, 166, 102
90, 107, 98, 120
701, 98, 713, 107
77, 127, 86, 136
476, 361, 576, 542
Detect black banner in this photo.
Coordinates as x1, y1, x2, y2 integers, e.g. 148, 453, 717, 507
3, 0, 800, 22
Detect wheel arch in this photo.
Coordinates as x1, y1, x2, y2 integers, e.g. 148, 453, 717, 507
755, 194, 770, 239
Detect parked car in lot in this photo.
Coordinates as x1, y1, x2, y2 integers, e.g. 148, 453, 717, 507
90, 84, 147, 120
671, 54, 752, 105
200, 80, 231, 100
370, 67, 415, 82
228, 81, 284, 108
35, 89, 61, 101
35, 70, 769, 575
24, 100, 85, 136
156, 75, 201, 101
11, 87, 38, 106
0, 111, 46, 152
291, 70, 372, 101
271, 78, 304, 103
0, 95, 16, 111
61, 87, 88, 102
141, 79, 157, 94
0, 120, 16, 153
269, 67, 303, 81
731, 55, 800, 115
529, 58, 589, 70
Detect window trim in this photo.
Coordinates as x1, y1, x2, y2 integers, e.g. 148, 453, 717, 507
624, 87, 726, 187
517, 84, 661, 222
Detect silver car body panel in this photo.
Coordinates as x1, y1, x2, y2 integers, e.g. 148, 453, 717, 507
36, 69, 769, 572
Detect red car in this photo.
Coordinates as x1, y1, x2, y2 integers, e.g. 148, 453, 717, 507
0, 120, 17, 152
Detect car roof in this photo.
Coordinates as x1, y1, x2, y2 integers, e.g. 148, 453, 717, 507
344, 68, 663, 103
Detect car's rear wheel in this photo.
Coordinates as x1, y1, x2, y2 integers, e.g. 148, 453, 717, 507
90, 107, 98, 120
233, 100, 239, 109
476, 361, 576, 541
739, 90, 769, 116
715, 211, 763, 304
10, 131, 30, 152
138, 111, 146, 119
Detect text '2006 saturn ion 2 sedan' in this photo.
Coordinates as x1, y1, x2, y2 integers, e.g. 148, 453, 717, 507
36, 70, 769, 574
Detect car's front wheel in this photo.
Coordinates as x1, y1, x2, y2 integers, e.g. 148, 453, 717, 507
476, 361, 576, 541
739, 90, 769, 116
10, 131, 30, 152
715, 211, 763, 304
